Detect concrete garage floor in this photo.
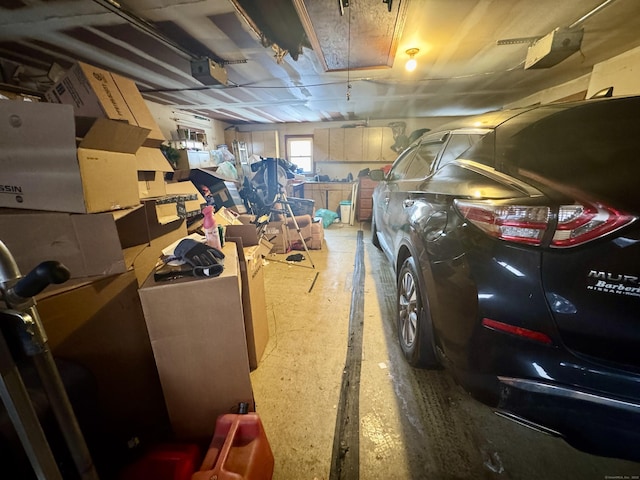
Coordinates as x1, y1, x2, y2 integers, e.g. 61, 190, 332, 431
250, 222, 639, 480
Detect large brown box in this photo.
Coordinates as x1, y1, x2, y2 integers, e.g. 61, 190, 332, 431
138, 243, 254, 442
46, 61, 166, 146
0, 209, 127, 279
36, 271, 169, 440
229, 239, 272, 370
122, 218, 188, 287
136, 147, 174, 199
0, 101, 145, 213
264, 220, 289, 254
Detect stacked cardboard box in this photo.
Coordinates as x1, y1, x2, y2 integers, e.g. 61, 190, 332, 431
1, 102, 146, 213
138, 243, 254, 442
45, 61, 189, 206
36, 271, 170, 443
264, 221, 289, 254
213, 208, 272, 370
310, 219, 324, 250
45, 61, 165, 146
0, 63, 197, 447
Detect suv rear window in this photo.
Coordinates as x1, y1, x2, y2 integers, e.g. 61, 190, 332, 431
503, 98, 640, 208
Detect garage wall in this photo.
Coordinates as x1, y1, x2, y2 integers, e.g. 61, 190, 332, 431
505, 74, 591, 109
587, 45, 640, 97
146, 101, 227, 150
231, 117, 461, 180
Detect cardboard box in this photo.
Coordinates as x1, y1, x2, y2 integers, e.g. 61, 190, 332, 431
0, 209, 127, 279
111, 205, 151, 250
143, 192, 203, 227
36, 271, 169, 440
228, 238, 272, 370
215, 210, 264, 248
165, 181, 204, 218
0, 101, 145, 213
136, 147, 174, 199
46, 61, 166, 146
0, 203, 188, 283
286, 215, 313, 243
138, 243, 254, 441
264, 220, 289, 254
310, 219, 324, 250
123, 219, 188, 286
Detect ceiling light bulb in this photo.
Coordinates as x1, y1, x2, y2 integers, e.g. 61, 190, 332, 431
405, 47, 419, 72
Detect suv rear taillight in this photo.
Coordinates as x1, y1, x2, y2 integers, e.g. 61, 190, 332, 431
455, 201, 549, 245
455, 199, 636, 247
552, 203, 636, 247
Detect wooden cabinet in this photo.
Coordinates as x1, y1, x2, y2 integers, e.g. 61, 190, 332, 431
313, 128, 330, 162
224, 130, 278, 158
344, 128, 364, 161
306, 186, 326, 212
328, 129, 344, 162
357, 176, 378, 221
251, 130, 279, 158
364, 127, 383, 161
303, 182, 355, 212
313, 126, 393, 163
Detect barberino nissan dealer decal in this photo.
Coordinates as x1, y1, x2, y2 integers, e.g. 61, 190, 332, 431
587, 270, 640, 297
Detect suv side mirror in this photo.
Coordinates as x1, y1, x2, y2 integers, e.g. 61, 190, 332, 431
369, 169, 385, 181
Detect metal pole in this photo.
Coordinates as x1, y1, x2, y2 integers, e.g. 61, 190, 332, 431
0, 330, 63, 480
281, 191, 316, 269
0, 240, 99, 480
0, 241, 63, 480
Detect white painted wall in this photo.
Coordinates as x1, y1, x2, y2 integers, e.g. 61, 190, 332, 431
145, 101, 227, 150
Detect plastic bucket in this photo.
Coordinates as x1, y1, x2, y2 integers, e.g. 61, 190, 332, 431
339, 201, 352, 223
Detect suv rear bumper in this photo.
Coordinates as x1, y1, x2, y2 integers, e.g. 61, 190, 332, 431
497, 376, 640, 462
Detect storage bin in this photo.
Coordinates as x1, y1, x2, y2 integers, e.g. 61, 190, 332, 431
339, 200, 352, 223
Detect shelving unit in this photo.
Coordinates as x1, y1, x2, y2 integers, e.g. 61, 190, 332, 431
356, 176, 378, 221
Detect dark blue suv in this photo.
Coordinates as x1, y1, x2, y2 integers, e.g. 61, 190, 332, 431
370, 95, 640, 462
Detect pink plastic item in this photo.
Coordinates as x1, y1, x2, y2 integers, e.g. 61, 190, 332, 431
202, 205, 222, 250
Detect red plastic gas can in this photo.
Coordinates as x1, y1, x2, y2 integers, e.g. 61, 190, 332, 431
191, 413, 274, 480
119, 443, 200, 480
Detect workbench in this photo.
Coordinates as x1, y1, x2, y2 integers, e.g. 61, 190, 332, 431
302, 181, 355, 212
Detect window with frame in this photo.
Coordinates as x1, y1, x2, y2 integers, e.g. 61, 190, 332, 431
405, 140, 444, 178
437, 132, 488, 169
387, 147, 418, 181
286, 136, 313, 173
